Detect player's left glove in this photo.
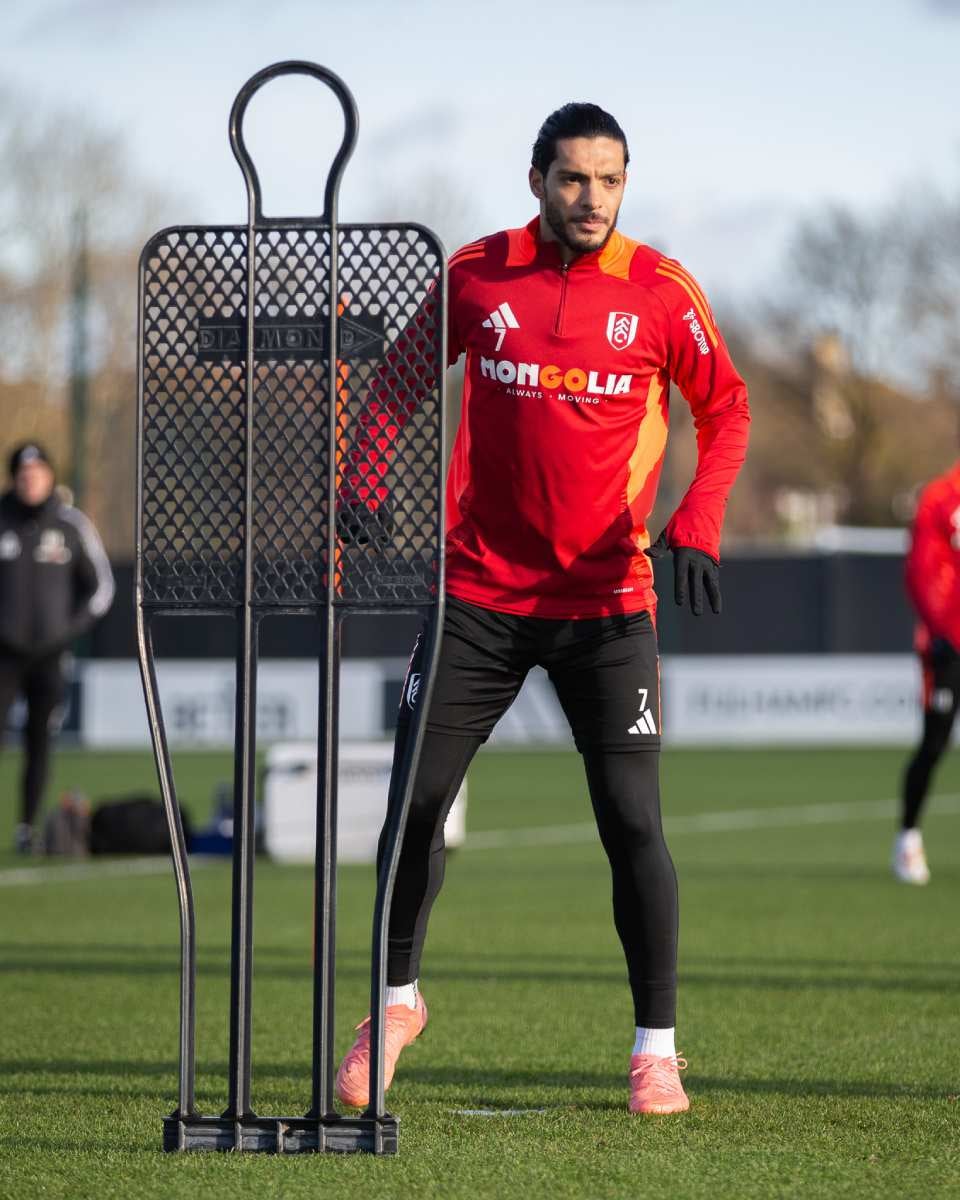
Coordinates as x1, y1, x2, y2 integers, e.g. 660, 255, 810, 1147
645, 531, 721, 616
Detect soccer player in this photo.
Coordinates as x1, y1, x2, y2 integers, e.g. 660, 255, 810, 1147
336, 103, 750, 1115
898, 459, 960, 884
0, 443, 115, 852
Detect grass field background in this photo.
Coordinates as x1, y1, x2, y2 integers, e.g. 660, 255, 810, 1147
1, 744, 958, 1198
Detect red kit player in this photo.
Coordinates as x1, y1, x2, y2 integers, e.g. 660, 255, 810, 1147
899, 461, 960, 884
336, 102, 750, 1115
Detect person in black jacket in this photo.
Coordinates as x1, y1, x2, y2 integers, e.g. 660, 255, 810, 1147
0, 443, 114, 852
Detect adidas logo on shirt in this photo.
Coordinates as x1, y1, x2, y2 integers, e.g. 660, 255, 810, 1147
627, 688, 658, 736
481, 301, 519, 351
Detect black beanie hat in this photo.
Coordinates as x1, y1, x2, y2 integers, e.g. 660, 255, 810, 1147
8, 443, 53, 478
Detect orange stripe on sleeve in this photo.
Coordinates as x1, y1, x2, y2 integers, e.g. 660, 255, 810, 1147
448, 249, 485, 269
655, 264, 719, 347
661, 260, 714, 323
626, 373, 669, 506
452, 238, 484, 255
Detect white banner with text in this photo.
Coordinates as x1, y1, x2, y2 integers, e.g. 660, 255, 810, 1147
80, 655, 925, 748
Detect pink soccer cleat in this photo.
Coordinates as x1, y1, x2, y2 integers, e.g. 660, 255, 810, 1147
629, 1052, 690, 1114
335, 994, 428, 1108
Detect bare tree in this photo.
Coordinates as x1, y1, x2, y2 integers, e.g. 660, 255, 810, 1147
0, 88, 177, 552
901, 186, 960, 401
742, 197, 959, 529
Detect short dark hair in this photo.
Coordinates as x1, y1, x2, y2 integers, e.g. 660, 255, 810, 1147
531, 103, 630, 177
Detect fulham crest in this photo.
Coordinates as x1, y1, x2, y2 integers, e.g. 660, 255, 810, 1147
606, 311, 638, 351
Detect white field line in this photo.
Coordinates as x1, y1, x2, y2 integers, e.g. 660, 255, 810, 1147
461, 793, 960, 852
450, 1108, 548, 1117
0, 855, 216, 888
2, 793, 959, 885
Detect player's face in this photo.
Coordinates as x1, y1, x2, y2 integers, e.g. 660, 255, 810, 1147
14, 460, 55, 506
529, 136, 627, 260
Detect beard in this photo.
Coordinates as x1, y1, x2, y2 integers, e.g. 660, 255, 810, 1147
543, 196, 618, 256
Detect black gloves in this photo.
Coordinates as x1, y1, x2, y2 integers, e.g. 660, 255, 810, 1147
645, 532, 721, 616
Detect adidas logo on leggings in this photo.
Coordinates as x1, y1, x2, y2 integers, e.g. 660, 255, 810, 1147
627, 689, 657, 736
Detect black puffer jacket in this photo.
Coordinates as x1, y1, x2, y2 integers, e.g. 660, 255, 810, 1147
0, 490, 115, 657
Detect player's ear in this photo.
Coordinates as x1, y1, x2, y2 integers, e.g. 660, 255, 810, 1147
528, 166, 544, 200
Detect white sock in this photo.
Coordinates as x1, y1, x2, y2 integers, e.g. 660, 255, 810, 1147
633, 1026, 676, 1058
385, 980, 418, 1010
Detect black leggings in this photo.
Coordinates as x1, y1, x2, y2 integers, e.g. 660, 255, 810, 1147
902, 710, 957, 830
902, 654, 960, 830
0, 654, 66, 828
379, 728, 678, 1027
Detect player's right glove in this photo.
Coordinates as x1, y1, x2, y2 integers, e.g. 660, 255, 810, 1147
645, 531, 721, 617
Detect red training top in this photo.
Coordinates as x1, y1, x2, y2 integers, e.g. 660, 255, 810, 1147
344, 217, 750, 619
905, 461, 960, 653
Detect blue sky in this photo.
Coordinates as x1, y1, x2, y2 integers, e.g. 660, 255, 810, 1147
3, 0, 959, 305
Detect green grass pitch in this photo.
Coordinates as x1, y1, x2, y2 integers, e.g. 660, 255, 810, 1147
0, 744, 958, 1198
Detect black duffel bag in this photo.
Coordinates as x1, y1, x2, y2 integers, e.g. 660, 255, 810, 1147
89, 795, 192, 856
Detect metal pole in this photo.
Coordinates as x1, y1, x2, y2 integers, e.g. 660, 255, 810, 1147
136, 615, 198, 1118
310, 608, 341, 1118
310, 196, 343, 1118
226, 211, 260, 1121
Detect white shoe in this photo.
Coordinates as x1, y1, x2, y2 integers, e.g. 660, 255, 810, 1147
892, 829, 930, 885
